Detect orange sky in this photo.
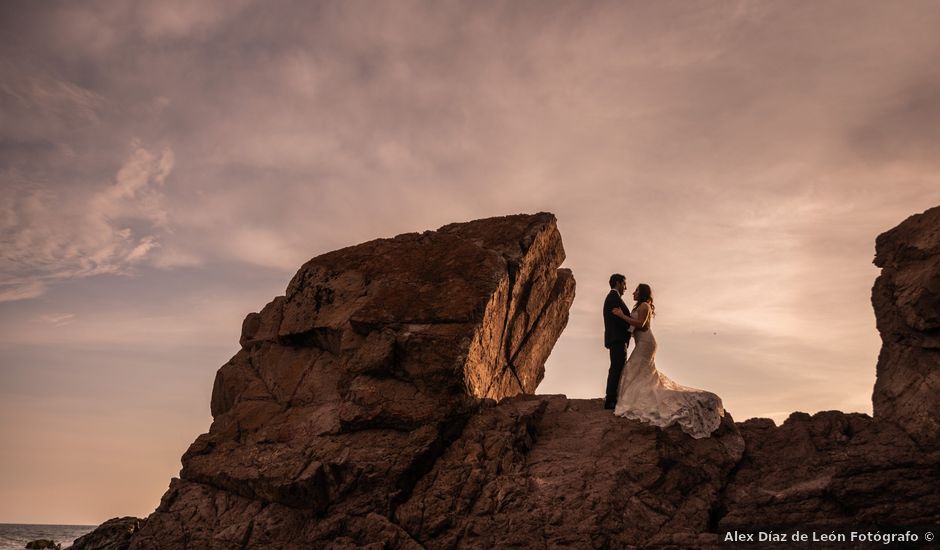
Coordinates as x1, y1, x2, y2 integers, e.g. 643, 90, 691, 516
2, 0, 940, 525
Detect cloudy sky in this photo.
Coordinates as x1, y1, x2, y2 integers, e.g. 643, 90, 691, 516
2, 0, 940, 525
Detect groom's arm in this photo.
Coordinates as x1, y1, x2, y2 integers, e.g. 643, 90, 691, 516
611, 295, 631, 320
611, 307, 631, 322
620, 303, 649, 328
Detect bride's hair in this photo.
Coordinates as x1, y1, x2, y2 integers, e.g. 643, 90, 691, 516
636, 283, 655, 316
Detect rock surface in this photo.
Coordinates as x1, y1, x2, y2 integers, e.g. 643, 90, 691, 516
719, 411, 940, 530
82, 209, 940, 548
66, 517, 143, 550
872, 204, 940, 447
395, 395, 744, 548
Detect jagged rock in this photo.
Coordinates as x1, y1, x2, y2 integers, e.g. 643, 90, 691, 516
128, 213, 575, 548
26, 540, 60, 550
872, 205, 940, 447
395, 395, 744, 548
719, 411, 940, 530
130, 396, 744, 549
66, 517, 143, 550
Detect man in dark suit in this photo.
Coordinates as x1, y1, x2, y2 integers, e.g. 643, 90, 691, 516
603, 273, 631, 409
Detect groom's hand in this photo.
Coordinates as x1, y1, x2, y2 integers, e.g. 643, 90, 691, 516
612, 307, 630, 321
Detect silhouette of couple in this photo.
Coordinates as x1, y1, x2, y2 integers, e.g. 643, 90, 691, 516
603, 273, 724, 439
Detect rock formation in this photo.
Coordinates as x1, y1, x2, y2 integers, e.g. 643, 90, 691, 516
69, 517, 143, 550
69, 209, 940, 549
872, 204, 940, 448
126, 212, 575, 548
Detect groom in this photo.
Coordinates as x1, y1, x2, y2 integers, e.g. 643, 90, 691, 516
603, 273, 631, 410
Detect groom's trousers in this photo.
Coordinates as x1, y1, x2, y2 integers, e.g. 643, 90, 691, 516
605, 340, 628, 407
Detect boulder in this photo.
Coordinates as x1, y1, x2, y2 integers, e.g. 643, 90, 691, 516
128, 212, 576, 548
66, 517, 143, 550
872, 205, 940, 447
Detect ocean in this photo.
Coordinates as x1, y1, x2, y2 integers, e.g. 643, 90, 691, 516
0, 524, 95, 550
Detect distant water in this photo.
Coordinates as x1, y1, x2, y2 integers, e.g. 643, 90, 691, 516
0, 524, 95, 550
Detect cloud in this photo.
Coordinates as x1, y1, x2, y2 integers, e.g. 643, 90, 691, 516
36, 312, 75, 326
0, 142, 175, 302
134, 0, 255, 40
0, 280, 46, 302
847, 77, 940, 165
0, 64, 105, 176
91, 141, 174, 228
0, 63, 104, 126
222, 226, 308, 271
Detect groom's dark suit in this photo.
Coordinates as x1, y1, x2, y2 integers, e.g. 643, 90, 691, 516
603, 289, 631, 408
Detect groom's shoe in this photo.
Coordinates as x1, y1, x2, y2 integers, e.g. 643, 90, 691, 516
604, 401, 616, 410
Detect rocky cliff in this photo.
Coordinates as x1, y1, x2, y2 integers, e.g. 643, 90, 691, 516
872, 205, 940, 448
70, 209, 940, 549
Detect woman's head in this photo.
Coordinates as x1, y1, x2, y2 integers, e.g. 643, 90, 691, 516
633, 284, 654, 313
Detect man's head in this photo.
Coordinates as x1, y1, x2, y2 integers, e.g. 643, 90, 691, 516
609, 273, 626, 295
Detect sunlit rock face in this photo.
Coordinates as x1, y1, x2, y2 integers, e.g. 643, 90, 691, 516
872, 205, 940, 447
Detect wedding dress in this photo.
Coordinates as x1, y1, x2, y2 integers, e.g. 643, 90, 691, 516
613, 309, 724, 439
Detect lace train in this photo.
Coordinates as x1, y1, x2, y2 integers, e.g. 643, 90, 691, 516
614, 328, 724, 439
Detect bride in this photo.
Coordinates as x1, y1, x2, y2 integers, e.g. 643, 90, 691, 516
612, 284, 725, 439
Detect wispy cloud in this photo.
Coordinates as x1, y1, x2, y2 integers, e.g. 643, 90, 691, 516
35, 312, 75, 326
0, 63, 105, 125
0, 142, 175, 302
0, 280, 46, 302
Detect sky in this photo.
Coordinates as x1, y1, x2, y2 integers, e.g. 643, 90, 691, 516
2, 0, 940, 526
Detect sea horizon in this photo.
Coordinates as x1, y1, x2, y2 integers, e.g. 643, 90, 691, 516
0, 523, 96, 550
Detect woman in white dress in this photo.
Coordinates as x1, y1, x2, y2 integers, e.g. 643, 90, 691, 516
612, 284, 725, 439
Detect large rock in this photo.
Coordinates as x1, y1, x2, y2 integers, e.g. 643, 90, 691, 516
128, 213, 576, 548
872, 205, 940, 447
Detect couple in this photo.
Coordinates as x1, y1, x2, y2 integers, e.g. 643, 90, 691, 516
603, 273, 724, 439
